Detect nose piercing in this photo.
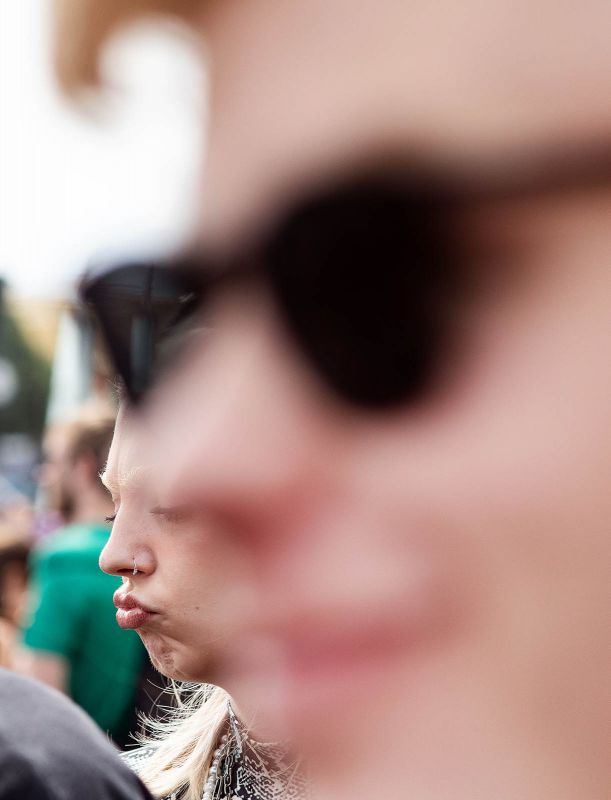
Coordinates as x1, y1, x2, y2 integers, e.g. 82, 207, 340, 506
132, 558, 138, 576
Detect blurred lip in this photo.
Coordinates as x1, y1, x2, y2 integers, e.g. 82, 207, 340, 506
291, 622, 414, 679
113, 589, 157, 630
225, 616, 421, 726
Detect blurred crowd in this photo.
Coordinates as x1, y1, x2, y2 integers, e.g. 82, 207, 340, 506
0, 395, 156, 748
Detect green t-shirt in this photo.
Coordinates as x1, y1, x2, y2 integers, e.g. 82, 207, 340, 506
23, 524, 145, 741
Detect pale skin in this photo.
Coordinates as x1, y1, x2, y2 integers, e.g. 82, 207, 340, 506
99, 410, 233, 686
103, 1, 611, 798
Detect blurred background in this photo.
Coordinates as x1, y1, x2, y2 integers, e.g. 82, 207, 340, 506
0, 0, 201, 744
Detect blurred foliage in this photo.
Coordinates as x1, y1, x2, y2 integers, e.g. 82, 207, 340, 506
0, 279, 51, 442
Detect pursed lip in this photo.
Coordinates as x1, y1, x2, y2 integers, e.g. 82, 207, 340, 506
113, 589, 157, 630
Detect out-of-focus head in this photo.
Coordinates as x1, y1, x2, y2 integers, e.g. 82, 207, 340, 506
0, 509, 31, 666
66, 2, 611, 799
40, 407, 116, 522
0, 525, 30, 627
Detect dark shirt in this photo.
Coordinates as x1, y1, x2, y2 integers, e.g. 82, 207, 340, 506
0, 669, 153, 799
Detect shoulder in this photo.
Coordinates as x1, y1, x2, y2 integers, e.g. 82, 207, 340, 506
0, 670, 151, 799
0, 745, 53, 800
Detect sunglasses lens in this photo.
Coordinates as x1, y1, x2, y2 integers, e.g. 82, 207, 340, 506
82, 178, 451, 412
81, 263, 202, 405
267, 178, 448, 408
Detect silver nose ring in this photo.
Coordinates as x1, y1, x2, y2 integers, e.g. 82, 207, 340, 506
132, 558, 138, 576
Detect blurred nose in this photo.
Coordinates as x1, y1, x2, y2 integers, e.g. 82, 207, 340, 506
150, 290, 345, 543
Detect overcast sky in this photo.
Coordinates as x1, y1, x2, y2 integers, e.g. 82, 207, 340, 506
0, 0, 203, 299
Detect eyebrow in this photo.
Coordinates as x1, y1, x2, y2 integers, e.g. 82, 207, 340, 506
99, 466, 149, 498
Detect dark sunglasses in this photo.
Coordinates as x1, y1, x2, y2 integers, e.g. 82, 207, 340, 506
80, 146, 611, 410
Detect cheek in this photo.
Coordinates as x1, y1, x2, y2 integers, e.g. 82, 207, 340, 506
154, 537, 227, 642
355, 264, 611, 739
318, 292, 611, 793
157, 541, 218, 607
393, 244, 611, 568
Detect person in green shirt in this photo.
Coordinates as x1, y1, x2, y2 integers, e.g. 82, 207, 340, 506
21, 407, 145, 747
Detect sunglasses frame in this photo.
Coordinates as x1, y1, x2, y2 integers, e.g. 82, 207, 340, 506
80, 143, 611, 409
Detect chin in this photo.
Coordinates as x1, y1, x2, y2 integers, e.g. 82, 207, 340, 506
141, 635, 211, 683
148, 651, 179, 679
139, 633, 177, 678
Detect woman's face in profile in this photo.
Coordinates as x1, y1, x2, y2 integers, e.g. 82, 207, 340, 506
100, 411, 243, 686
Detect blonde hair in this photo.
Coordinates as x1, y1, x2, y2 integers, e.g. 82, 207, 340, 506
52, 0, 202, 96
135, 682, 230, 800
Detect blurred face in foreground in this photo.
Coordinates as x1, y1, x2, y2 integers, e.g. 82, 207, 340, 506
141, 2, 611, 798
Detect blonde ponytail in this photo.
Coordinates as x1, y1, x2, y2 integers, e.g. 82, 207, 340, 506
135, 682, 230, 800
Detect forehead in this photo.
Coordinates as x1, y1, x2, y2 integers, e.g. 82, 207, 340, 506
104, 410, 150, 491
198, 0, 611, 246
